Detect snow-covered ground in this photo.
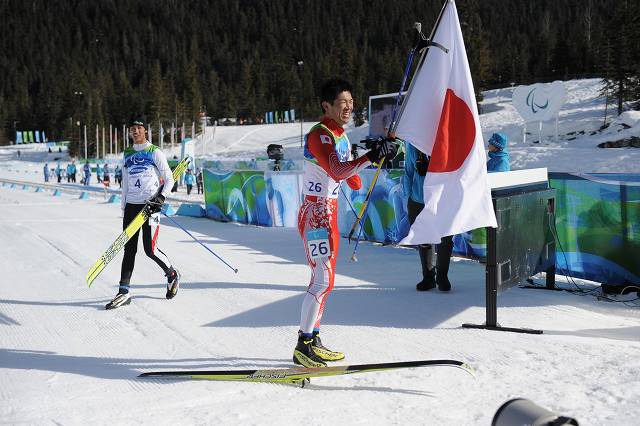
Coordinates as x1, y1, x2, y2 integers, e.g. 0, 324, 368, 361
1, 79, 640, 425
1, 184, 639, 425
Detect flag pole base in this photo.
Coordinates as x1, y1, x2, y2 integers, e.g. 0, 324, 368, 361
461, 323, 543, 334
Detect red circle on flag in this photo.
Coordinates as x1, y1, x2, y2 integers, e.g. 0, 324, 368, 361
429, 89, 476, 173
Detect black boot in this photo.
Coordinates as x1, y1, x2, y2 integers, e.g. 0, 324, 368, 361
165, 267, 180, 299
436, 236, 453, 292
293, 334, 327, 368
416, 244, 436, 291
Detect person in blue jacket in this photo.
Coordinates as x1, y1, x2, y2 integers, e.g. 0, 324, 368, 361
486, 132, 510, 173
66, 163, 73, 183
69, 161, 77, 183
96, 163, 104, 183
83, 162, 91, 186
55, 162, 63, 183
184, 168, 196, 195
43, 163, 50, 182
403, 142, 453, 292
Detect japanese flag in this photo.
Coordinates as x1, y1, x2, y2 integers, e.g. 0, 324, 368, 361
396, 0, 496, 245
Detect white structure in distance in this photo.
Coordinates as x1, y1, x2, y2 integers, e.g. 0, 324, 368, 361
512, 81, 566, 143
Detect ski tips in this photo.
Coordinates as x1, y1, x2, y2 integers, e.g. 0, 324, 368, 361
457, 362, 475, 377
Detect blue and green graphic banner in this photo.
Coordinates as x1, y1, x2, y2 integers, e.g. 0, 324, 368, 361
202, 168, 640, 286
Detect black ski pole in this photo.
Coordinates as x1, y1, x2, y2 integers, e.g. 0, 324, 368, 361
162, 212, 238, 274
350, 23, 424, 262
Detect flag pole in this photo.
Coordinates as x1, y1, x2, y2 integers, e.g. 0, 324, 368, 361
349, 1, 451, 261
394, 0, 451, 130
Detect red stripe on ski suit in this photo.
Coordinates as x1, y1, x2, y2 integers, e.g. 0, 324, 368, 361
297, 118, 365, 332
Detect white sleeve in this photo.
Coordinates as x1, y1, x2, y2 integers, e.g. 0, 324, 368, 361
121, 159, 128, 211
154, 149, 174, 198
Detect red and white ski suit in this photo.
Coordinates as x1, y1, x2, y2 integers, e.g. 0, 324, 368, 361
297, 118, 370, 334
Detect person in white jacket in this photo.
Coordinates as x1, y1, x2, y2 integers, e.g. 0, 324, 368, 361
105, 115, 180, 310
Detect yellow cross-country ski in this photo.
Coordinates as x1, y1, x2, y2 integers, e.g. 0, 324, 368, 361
138, 359, 474, 387
85, 157, 191, 286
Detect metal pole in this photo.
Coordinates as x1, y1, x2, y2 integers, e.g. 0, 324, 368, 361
538, 121, 542, 144
84, 125, 87, 160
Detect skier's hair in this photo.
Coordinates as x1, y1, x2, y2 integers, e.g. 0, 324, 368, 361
319, 78, 353, 114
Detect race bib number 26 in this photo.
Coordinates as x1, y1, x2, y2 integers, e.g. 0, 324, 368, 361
306, 228, 331, 259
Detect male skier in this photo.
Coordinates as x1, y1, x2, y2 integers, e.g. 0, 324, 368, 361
294, 79, 397, 367
105, 115, 180, 309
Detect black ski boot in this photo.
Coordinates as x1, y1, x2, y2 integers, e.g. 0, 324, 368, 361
312, 331, 345, 361
293, 334, 327, 368
165, 267, 180, 299
416, 244, 437, 291
416, 269, 437, 291
105, 291, 131, 310
436, 237, 453, 292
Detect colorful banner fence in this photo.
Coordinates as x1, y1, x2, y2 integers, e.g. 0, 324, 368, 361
203, 168, 640, 286
203, 170, 303, 227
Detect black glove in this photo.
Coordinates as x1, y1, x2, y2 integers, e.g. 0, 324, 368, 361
365, 137, 398, 165
146, 193, 165, 214
416, 152, 430, 176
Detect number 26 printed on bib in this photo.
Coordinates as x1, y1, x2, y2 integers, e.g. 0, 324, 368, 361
306, 228, 331, 259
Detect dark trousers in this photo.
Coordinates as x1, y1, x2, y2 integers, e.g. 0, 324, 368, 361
406, 198, 453, 279
186, 184, 193, 195
120, 203, 170, 284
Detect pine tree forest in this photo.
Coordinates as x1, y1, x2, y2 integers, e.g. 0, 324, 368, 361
1, 0, 639, 153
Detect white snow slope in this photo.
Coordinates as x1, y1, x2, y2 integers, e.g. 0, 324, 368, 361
1, 78, 639, 425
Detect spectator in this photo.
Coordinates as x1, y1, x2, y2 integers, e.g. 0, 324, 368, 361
55, 162, 63, 183
403, 142, 453, 292
115, 165, 122, 188
70, 161, 77, 183
196, 167, 203, 194
103, 163, 111, 188
96, 163, 104, 183
66, 163, 73, 183
83, 162, 91, 186
43, 162, 49, 183
486, 132, 510, 173
184, 168, 195, 195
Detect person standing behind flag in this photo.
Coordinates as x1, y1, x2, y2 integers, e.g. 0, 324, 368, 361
486, 132, 510, 173
294, 78, 397, 367
396, 0, 497, 253
403, 143, 453, 292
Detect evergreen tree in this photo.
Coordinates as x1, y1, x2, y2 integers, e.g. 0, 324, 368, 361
0, 0, 636, 145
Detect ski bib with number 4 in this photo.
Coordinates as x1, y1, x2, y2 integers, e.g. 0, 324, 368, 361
306, 228, 331, 259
